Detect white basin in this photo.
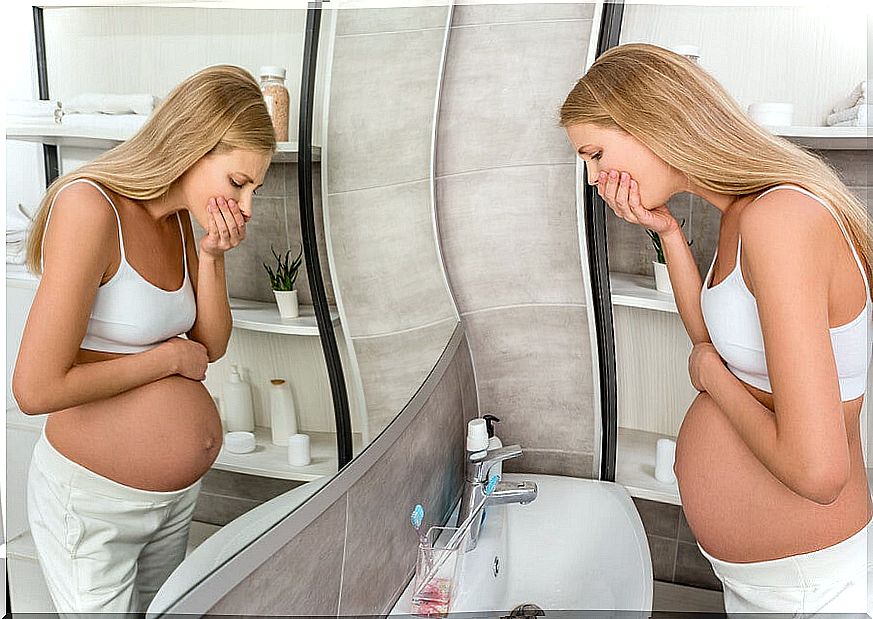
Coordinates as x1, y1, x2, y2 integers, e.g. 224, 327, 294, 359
390, 473, 653, 615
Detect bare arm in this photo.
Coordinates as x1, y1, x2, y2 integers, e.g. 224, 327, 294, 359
181, 208, 232, 363
12, 183, 178, 415
659, 227, 712, 346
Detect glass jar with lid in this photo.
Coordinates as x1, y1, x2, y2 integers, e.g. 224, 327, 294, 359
259, 66, 289, 142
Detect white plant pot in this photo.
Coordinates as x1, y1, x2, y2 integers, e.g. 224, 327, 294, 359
273, 289, 299, 318
652, 261, 673, 295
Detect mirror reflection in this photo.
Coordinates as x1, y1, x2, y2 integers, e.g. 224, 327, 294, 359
6, 3, 458, 615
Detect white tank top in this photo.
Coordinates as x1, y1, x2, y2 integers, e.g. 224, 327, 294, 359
700, 184, 872, 402
41, 179, 197, 354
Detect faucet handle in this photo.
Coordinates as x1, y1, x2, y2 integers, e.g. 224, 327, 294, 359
468, 444, 523, 482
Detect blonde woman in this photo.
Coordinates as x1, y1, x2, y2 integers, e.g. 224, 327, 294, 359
561, 43, 872, 613
13, 64, 274, 614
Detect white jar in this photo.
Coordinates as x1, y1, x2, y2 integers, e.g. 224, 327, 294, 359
222, 364, 254, 432
748, 102, 794, 127
269, 378, 298, 446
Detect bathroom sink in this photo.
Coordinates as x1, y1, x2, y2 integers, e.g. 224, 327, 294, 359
390, 473, 653, 615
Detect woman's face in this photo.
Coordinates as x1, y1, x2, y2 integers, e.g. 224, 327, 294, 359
565, 123, 683, 209
179, 148, 272, 228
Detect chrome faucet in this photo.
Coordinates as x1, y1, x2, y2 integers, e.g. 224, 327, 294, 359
457, 444, 538, 552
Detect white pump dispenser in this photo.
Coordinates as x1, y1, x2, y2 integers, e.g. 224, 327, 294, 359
222, 364, 255, 432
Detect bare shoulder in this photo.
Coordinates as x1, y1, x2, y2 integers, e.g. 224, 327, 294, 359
43, 181, 118, 272
738, 188, 838, 257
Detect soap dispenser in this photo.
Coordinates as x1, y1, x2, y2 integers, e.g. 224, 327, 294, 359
222, 364, 254, 432
483, 415, 503, 477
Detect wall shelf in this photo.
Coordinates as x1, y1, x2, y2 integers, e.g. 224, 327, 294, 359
212, 425, 362, 482
770, 125, 869, 150
616, 426, 681, 506
609, 271, 678, 314
6, 122, 320, 162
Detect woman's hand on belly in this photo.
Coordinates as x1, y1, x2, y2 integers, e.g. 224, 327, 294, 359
152, 337, 209, 381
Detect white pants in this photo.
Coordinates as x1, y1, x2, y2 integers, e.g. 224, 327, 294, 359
26, 427, 202, 615
698, 515, 873, 616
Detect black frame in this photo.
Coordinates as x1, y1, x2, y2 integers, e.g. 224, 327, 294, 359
588, 0, 624, 482
297, 2, 354, 469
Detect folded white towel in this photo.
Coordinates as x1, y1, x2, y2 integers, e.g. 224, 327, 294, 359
831, 81, 867, 113
6, 204, 34, 235
827, 103, 869, 127
62, 113, 149, 134
65, 93, 159, 116
7, 99, 62, 117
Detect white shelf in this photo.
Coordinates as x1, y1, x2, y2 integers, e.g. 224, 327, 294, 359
212, 425, 362, 482
6, 122, 320, 162
228, 297, 339, 335
769, 125, 869, 150
616, 426, 681, 506
609, 271, 678, 314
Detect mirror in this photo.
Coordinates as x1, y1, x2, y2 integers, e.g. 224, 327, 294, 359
5, 2, 458, 615
321, 3, 460, 447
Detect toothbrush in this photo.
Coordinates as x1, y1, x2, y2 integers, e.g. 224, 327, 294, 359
411, 504, 435, 572
413, 474, 500, 598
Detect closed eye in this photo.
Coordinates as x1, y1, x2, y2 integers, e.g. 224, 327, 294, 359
230, 178, 258, 195
591, 152, 602, 160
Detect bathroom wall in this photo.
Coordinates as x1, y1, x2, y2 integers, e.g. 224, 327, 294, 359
202, 331, 477, 616
435, 3, 599, 478
321, 5, 460, 445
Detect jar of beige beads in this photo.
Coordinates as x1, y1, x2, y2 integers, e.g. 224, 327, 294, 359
259, 66, 289, 142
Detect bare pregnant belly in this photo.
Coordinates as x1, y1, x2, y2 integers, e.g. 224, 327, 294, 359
45, 351, 222, 492
674, 387, 871, 563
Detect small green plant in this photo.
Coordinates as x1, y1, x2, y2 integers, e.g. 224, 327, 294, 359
646, 218, 693, 264
263, 243, 304, 291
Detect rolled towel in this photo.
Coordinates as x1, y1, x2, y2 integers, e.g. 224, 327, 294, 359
7, 204, 34, 235
7, 99, 63, 124
831, 81, 867, 114
827, 103, 869, 127
65, 93, 159, 115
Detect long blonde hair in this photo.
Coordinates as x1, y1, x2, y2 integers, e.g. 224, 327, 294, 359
25, 64, 276, 275
560, 43, 873, 301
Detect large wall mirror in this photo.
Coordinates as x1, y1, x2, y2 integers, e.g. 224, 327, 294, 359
5, 2, 458, 615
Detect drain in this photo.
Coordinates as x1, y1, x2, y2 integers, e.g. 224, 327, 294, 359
508, 603, 545, 617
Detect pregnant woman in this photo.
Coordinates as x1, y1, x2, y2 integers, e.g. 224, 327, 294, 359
13, 64, 273, 614
561, 44, 872, 613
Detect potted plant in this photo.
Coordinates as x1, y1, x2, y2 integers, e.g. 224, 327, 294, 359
646, 218, 693, 295
263, 243, 304, 318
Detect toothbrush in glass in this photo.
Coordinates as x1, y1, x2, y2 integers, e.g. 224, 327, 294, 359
411, 503, 434, 572
413, 474, 500, 597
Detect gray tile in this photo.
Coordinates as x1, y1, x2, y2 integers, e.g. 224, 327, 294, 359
209, 494, 346, 615
455, 330, 479, 427
199, 469, 304, 503
352, 317, 459, 441
653, 580, 725, 613
678, 507, 697, 543
326, 181, 457, 336
674, 541, 723, 591
633, 497, 680, 539
436, 19, 593, 175
812, 149, 871, 187
335, 5, 450, 36
258, 161, 287, 198
647, 534, 678, 582
285, 163, 336, 307
436, 165, 585, 311
340, 359, 465, 615
192, 491, 262, 527
326, 28, 446, 193
501, 449, 594, 478
452, 3, 595, 26
462, 305, 595, 454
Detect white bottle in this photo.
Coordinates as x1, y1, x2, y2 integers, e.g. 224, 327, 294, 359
222, 364, 254, 432
483, 414, 503, 477
269, 379, 298, 446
